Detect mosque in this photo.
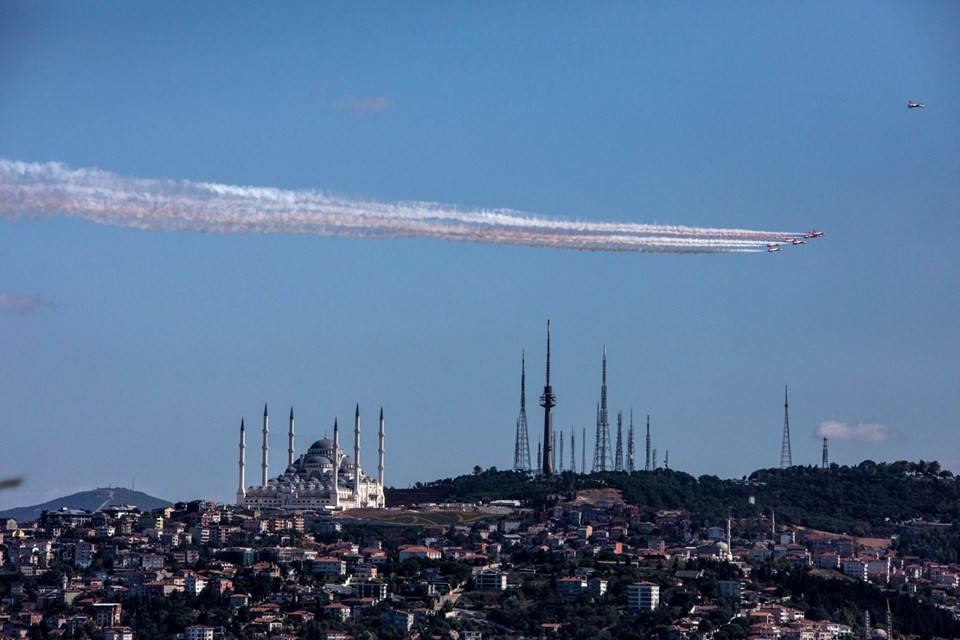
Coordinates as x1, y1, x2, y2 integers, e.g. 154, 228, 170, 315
235, 403, 386, 511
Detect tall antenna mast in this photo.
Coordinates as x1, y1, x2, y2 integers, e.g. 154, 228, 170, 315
614, 411, 624, 472
570, 430, 576, 473
540, 320, 556, 475
592, 346, 611, 472
558, 429, 564, 473
780, 385, 793, 468
645, 415, 652, 471
536, 437, 542, 475
626, 410, 635, 472
581, 427, 586, 474
822, 437, 829, 469
513, 351, 532, 472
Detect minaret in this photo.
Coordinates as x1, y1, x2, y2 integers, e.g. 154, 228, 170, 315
726, 509, 733, 561
332, 418, 340, 509
626, 410, 635, 473
780, 386, 793, 468
378, 407, 385, 504
539, 320, 556, 475
288, 407, 295, 468
261, 403, 269, 486
236, 418, 246, 504
645, 415, 652, 471
822, 437, 829, 468
354, 404, 361, 507
513, 352, 532, 472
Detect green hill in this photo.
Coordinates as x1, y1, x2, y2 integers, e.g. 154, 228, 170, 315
0, 487, 172, 523
439, 459, 959, 537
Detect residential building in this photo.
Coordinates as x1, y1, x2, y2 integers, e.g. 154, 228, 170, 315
627, 582, 660, 611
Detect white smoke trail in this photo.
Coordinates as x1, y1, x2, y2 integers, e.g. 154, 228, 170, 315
0, 159, 805, 253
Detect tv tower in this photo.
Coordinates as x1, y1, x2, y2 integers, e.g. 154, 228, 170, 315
513, 351, 532, 472
540, 320, 556, 475
592, 346, 612, 472
780, 385, 793, 468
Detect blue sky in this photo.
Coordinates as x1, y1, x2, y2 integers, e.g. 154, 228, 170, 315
1, 2, 959, 509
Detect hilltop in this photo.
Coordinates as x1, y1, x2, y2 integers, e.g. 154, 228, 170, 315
423, 459, 960, 538
0, 487, 172, 523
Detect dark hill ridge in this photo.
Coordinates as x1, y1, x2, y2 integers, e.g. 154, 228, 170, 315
0, 487, 172, 523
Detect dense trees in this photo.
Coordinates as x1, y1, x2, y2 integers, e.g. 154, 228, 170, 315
442, 460, 960, 538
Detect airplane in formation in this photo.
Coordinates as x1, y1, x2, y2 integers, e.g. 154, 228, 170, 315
767, 230, 824, 253
908, 100, 925, 109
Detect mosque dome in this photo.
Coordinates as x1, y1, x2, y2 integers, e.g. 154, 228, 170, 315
309, 438, 334, 452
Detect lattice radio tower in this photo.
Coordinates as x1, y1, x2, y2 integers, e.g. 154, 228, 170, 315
822, 437, 829, 469
626, 410, 635, 472
570, 430, 576, 474
513, 351, 532, 472
780, 385, 793, 468
592, 346, 612, 472
614, 410, 624, 472
645, 415, 652, 471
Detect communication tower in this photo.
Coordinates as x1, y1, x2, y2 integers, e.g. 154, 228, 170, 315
592, 347, 612, 472
614, 411, 624, 471
513, 352, 532, 472
780, 386, 793, 468
540, 321, 556, 475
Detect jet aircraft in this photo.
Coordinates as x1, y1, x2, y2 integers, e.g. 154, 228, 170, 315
767, 243, 782, 252
908, 100, 925, 109
803, 229, 825, 239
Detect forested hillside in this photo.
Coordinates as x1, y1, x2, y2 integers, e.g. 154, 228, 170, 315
435, 459, 959, 537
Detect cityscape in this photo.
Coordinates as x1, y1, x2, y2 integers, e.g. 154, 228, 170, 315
2, 2, 959, 640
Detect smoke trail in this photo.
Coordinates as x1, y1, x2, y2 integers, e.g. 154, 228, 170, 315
0, 159, 805, 254
0, 293, 55, 317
